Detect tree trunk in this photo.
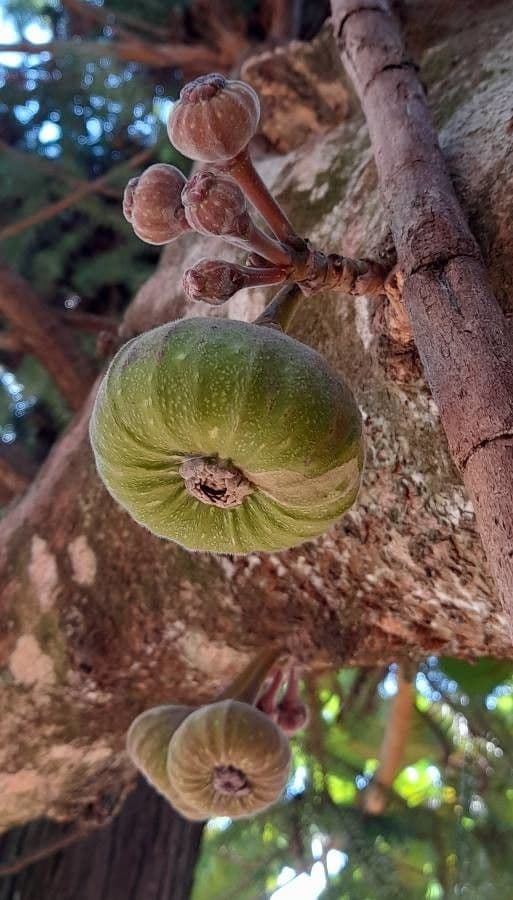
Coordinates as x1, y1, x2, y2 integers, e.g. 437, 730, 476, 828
1, 0, 513, 832
0, 778, 204, 900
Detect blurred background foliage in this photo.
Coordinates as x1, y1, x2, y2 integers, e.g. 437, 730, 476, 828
1, 2, 513, 898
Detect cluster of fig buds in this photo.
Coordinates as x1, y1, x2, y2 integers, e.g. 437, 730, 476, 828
257, 665, 309, 736
123, 73, 389, 309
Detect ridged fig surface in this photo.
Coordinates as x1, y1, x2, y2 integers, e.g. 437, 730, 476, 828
89, 317, 364, 553
126, 704, 194, 797
165, 700, 291, 820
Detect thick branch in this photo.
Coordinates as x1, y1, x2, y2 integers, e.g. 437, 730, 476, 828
0, 264, 94, 410
332, 0, 513, 629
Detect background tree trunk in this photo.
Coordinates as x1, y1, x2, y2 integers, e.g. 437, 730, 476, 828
0, 778, 204, 900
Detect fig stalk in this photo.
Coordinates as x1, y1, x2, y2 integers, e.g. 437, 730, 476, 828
253, 283, 304, 332
221, 147, 306, 251
182, 170, 293, 268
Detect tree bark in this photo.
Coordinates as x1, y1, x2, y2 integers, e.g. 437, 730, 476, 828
0, 777, 204, 900
1, 2, 513, 830
331, 0, 513, 629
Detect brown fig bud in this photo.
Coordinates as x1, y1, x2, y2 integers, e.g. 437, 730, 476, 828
168, 73, 260, 163
182, 171, 249, 239
123, 163, 190, 245
183, 259, 246, 305
183, 258, 288, 305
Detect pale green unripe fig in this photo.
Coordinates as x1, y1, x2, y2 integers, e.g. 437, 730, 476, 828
126, 648, 289, 821
126, 704, 194, 798
165, 700, 291, 821
89, 317, 364, 554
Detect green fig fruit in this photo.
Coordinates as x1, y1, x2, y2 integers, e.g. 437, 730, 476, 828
89, 317, 364, 554
165, 699, 291, 821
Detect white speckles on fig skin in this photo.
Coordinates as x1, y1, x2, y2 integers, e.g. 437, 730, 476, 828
89, 317, 364, 554
122, 163, 190, 245
168, 73, 260, 163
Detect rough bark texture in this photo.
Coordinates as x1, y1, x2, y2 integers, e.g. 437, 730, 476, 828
1, 0, 513, 830
331, 0, 513, 630
0, 777, 204, 899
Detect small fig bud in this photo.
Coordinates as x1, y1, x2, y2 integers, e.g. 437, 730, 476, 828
183, 258, 287, 306
123, 163, 189, 245
183, 259, 247, 305
181, 170, 292, 268
126, 649, 288, 821
182, 171, 249, 238
168, 73, 260, 163
126, 704, 194, 798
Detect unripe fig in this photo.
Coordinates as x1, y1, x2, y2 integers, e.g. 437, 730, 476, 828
126, 704, 194, 798
168, 73, 260, 163
165, 700, 291, 820
123, 163, 189, 245
126, 648, 289, 821
89, 317, 364, 554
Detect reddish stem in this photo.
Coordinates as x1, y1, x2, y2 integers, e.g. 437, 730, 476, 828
221, 148, 305, 250
243, 221, 294, 268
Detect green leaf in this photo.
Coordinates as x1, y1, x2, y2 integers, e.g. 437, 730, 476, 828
439, 658, 513, 696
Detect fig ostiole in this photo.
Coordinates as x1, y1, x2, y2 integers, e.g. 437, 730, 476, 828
89, 316, 364, 555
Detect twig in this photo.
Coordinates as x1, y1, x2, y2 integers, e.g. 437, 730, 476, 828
332, 0, 513, 631
253, 283, 303, 331
0, 148, 152, 242
361, 665, 414, 815
0, 264, 95, 410
0, 138, 120, 199
0, 40, 227, 72
267, 0, 304, 40
59, 310, 119, 335
61, 0, 186, 41
0, 330, 24, 354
